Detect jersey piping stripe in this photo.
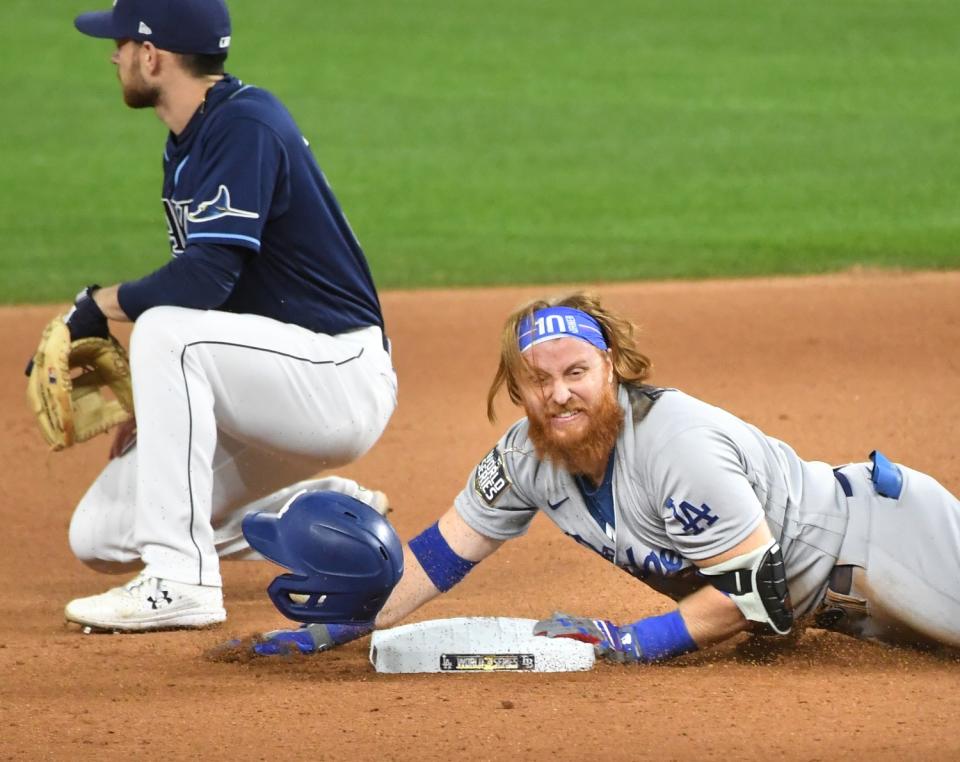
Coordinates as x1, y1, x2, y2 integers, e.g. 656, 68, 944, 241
228, 85, 253, 100
179, 340, 366, 585
180, 346, 206, 584
174, 156, 190, 188
187, 232, 261, 246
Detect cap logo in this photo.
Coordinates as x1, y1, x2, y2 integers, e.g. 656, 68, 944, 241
219, 35, 231, 48
138, 21, 152, 35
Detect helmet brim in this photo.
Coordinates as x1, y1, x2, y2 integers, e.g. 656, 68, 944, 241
241, 511, 286, 565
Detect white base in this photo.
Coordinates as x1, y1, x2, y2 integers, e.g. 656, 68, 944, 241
370, 617, 595, 673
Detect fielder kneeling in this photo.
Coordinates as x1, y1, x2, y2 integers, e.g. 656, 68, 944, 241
241, 293, 960, 663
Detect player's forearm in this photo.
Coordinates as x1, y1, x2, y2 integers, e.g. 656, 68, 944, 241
677, 584, 752, 648
554, 524, 769, 663
92, 284, 131, 322
112, 243, 246, 320
374, 547, 443, 629
687, 518, 792, 642
375, 507, 503, 629
560, 585, 747, 665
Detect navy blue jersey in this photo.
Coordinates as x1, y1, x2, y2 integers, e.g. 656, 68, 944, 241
119, 75, 383, 335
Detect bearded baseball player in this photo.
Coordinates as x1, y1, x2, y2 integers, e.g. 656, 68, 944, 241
61, 0, 397, 632
242, 292, 960, 661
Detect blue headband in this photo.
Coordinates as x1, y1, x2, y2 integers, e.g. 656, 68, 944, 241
517, 307, 608, 353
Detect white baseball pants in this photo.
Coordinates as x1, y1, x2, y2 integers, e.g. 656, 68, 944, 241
68, 307, 397, 587
830, 462, 960, 647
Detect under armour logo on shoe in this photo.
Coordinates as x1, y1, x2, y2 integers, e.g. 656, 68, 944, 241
147, 590, 173, 610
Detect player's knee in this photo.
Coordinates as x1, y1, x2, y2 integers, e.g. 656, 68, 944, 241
68, 512, 140, 574
68, 508, 100, 565
130, 306, 194, 365
68, 505, 110, 564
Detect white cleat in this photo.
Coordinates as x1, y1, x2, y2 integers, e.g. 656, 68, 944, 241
355, 485, 390, 516
65, 573, 226, 633
287, 476, 390, 516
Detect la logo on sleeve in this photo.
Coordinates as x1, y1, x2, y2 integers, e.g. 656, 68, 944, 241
665, 497, 719, 536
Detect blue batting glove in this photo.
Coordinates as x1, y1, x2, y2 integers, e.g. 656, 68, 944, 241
252, 622, 373, 656
533, 612, 642, 663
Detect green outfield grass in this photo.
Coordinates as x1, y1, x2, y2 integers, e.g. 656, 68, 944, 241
1, 0, 957, 302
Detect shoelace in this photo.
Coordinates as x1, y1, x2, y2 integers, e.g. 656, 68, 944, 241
122, 575, 155, 595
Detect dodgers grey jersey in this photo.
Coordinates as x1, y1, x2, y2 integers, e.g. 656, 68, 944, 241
455, 385, 849, 618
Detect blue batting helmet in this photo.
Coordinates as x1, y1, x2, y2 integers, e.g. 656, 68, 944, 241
242, 491, 404, 625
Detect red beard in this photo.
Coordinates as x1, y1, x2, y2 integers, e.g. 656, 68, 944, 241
526, 384, 623, 478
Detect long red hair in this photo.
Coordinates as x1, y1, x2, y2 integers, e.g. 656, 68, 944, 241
486, 292, 652, 422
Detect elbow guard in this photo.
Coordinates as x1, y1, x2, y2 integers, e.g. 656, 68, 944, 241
699, 538, 793, 635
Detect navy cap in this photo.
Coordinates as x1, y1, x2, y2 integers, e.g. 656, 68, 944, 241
75, 0, 232, 56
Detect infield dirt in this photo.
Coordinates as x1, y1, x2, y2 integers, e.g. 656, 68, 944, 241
2, 271, 959, 760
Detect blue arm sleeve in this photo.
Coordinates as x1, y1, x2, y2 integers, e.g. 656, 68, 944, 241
408, 522, 478, 593
623, 611, 698, 663
117, 242, 249, 320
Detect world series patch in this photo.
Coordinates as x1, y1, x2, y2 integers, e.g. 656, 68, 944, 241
474, 446, 511, 506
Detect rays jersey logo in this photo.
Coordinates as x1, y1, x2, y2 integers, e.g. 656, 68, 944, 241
187, 185, 259, 223
162, 197, 192, 255
162, 186, 259, 255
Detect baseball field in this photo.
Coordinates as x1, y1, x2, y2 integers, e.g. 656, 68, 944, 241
3, 1, 959, 759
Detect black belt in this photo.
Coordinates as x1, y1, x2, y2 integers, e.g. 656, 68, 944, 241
833, 468, 853, 497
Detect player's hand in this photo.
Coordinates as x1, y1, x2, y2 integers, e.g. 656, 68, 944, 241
64, 285, 109, 341
207, 622, 373, 661
533, 612, 642, 663
109, 417, 137, 459
22, 286, 108, 378
254, 623, 357, 656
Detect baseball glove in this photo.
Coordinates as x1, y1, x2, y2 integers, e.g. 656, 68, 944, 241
25, 315, 134, 451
